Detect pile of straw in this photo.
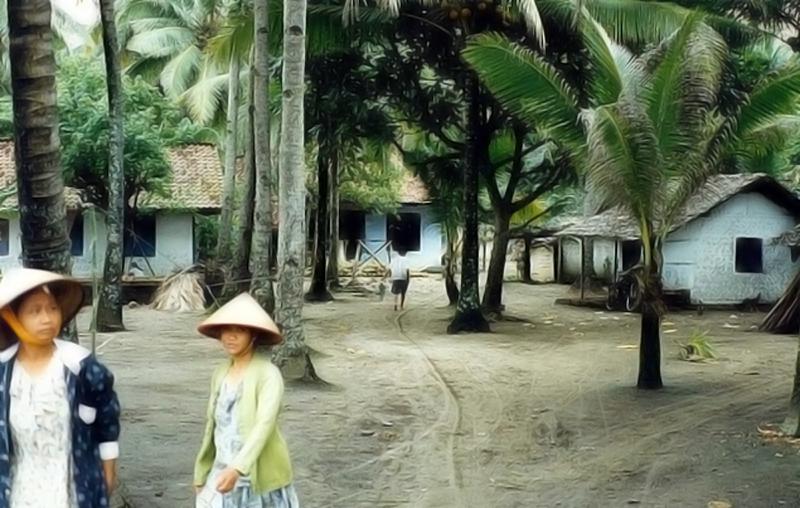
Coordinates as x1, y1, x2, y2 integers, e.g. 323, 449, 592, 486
152, 270, 205, 312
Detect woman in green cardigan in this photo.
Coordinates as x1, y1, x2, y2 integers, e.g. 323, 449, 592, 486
193, 293, 298, 508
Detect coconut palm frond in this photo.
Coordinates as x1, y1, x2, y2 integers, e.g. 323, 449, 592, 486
126, 26, 196, 58
160, 44, 204, 98
463, 33, 584, 156
646, 13, 726, 168
736, 58, 800, 137
584, 101, 661, 221
181, 70, 230, 125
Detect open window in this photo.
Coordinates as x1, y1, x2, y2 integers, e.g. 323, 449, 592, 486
387, 213, 421, 253
0, 219, 9, 257
124, 215, 157, 258
70, 215, 84, 256
735, 237, 763, 273
339, 210, 366, 261
621, 240, 641, 271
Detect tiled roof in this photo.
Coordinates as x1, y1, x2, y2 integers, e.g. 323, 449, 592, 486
136, 143, 223, 211
558, 174, 800, 239
0, 141, 83, 212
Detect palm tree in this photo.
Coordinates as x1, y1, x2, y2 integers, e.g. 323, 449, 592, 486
7, 0, 72, 275
117, 0, 222, 98
223, 51, 256, 302
96, 0, 127, 332
274, 0, 317, 379
465, 11, 800, 388
250, 0, 276, 312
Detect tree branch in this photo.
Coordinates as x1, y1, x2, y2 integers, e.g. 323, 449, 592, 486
510, 163, 567, 214
503, 124, 527, 203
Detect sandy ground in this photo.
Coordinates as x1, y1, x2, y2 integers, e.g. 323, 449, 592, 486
77, 277, 800, 508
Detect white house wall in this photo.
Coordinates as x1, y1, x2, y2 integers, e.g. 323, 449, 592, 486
0, 211, 195, 278
559, 237, 581, 282
357, 205, 443, 271
531, 245, 555, 282
665, 193, 798, 305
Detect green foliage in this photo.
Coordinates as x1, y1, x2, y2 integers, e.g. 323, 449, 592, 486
339, 143, 404, 213
676, 329, 716, 362
195, 214, 219, 261
57, 55, 212, 209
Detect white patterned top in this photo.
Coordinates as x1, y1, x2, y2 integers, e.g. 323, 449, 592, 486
9, 357, 76, 508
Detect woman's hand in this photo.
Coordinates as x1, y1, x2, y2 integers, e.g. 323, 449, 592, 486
102, 460, 118, 494
194, 484, 204, 495
215, 468, 241, 494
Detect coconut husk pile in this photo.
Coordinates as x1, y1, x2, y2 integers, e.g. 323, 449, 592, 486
152, 270, 205, 312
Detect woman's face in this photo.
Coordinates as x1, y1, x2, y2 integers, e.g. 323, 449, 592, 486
16, 289, 62, 344
219, 325, 255, 357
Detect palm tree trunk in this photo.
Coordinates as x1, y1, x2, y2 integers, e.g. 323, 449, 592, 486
224, 63, 256, 302
782, 338, 800, 436
481, 211, 511, 313
217, 55, 241, 263
637, 235, 663, 389
326, 155, 340, 289
9, 0, 71, 273
306, 135, 333, 302
96, 0, 125, 332
274, 0, 317, 380
250, 0, 275, 313
448, 76, 490, 334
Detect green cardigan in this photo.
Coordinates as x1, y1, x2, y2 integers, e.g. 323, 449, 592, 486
193, 354, 293, 494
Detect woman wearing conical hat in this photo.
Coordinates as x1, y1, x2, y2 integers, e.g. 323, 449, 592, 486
0, 268, 121, 508
193, 293, 298, 508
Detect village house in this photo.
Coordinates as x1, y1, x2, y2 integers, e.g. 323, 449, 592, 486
338, 173, 443, 272
555, 174, 800, 306
0, 142, 222, 278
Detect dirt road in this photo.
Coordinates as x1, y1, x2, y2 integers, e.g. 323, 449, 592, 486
81, 278, 800, 507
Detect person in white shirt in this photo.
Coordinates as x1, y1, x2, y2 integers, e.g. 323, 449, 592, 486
388, 250, 410, 311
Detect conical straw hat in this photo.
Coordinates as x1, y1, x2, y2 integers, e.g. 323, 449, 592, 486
0, 267, 84, 323
198, 293, 282, 345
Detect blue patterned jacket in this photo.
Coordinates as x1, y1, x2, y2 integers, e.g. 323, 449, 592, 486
0, 339, 121, 508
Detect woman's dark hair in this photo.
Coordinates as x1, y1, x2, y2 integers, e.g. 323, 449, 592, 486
10, 284, 61, 313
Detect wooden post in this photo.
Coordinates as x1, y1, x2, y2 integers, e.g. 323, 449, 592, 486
579, 236, 585, 302
556, 237, 563, 284
613, 239, 619, 282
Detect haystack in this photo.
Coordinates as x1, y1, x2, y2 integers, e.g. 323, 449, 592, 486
152, 269, 205, 312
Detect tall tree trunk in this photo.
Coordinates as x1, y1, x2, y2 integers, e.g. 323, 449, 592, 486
306, 136, 333, 302
448, 76, 490, 334
274, 0, 317, 380
250, 0, 275, 313
326, 155, 340, 289
444, 226, 459, 306
224, 62, 256, 303
782, 338, 800, 436
96, 0, 125, 332
217, 55, 241, 263
9, 0, 71, 275
522, 237, 532, 283
481, 211, 511, 314
638, 297, 663, 389
638, 237, 663, 390
8, 0, 76, 340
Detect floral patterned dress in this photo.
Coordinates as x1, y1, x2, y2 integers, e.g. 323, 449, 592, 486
196, 380, 299, 508
9, 357, 76, 508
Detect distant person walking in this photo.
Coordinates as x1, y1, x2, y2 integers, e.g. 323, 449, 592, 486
389, 250, 410, 311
